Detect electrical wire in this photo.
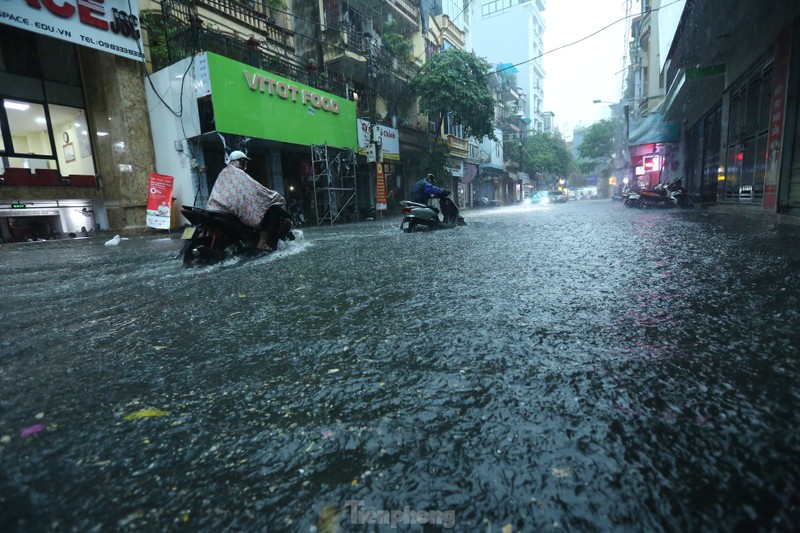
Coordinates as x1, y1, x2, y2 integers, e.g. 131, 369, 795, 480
493, 0, 686, 77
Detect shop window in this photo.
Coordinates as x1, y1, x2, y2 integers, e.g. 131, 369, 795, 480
6, 100, 52, 157
1, 98, 95, 178
724, 63, 772, 203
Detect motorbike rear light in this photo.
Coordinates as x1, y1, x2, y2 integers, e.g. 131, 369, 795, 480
402, 207, 411, 215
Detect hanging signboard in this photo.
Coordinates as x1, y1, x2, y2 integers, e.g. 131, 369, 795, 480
146, 173, 174, 229
357, 120, 400, 160
0, 0, 144, 61
376, 163, 387, 211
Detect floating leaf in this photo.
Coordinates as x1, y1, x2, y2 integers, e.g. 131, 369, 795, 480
20, 424, 46, 438
153, 346, 168, 351
238, 294, 247, 298
124, 409, 169, 420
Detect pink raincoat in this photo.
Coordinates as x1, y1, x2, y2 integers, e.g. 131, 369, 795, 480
207, 164, 286, 228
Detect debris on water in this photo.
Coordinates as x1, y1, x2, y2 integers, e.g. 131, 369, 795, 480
317, 504, 341, 533
104, 235, 122, 246
20, 424, 46, 438
124, 409, 169, 420
552, 467, 574, 479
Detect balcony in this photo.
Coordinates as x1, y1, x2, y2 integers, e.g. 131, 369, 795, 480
385, 0, 421, 30
323, 28, 370, 81
167, 27, 349, 97
447, 135, 468, 158
163, 0, 295, 53
340, 0, 420, 30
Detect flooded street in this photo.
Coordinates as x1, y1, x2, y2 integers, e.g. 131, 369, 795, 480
2, 201, 800, 532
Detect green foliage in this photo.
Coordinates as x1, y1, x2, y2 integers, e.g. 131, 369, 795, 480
577, 119, 616, 160
381, 21, 413, 62
522, 131, 573, 183
141, 13, 191, 71
411, 49, 497, 140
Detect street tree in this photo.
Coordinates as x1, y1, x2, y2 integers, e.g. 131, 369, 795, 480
411, 48, 497, 141
577, 118, 617, 195
578, 119, 615, 159
510, 131, 573, 187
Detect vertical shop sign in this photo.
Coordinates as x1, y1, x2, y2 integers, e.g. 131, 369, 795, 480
763, 27, 791, 212
376, 163, 387, 211
146, 173, 174, 229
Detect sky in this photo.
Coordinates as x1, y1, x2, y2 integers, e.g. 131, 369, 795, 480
542, 0, 639, 140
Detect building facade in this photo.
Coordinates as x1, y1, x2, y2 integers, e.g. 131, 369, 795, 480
661, 0, 800, 217
470, 0, 546, 131
0, 1, 155, 242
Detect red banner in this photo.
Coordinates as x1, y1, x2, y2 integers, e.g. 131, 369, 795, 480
376, 163, 387, 211
763, 27, 791, 212
146, 173, 175, 229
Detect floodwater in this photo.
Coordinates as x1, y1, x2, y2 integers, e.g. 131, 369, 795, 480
1, 201, 799, 532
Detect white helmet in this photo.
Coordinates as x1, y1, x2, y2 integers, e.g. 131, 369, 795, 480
228, 150, 250, 163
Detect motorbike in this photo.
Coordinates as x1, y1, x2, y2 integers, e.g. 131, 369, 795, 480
667, 178, 695, 208
177, 205, 294, 267
287, 199, 305, 227
399, 191, 467, 232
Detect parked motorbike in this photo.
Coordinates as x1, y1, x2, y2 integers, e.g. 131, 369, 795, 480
287, 199, 305, 227
399, 191, 466, 232
667, 178, 695, 208
177, 205, 294, 267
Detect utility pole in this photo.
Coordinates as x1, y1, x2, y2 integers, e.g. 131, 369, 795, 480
366, 33, 385, 216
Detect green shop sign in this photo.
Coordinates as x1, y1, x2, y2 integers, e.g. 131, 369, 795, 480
207, 53, 357, 150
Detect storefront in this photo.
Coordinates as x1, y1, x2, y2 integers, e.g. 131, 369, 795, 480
146, 52, 358, 225
0, 0, 154, 239
628, 113, 680, 189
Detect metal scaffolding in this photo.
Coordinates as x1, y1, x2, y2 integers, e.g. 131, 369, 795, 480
310, 144, 358, 224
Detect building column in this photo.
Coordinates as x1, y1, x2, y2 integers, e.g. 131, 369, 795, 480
78, 48, 156, 230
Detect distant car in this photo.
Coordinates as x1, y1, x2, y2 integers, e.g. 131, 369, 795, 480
549, 190, 567, 203
527, 191, 551, 204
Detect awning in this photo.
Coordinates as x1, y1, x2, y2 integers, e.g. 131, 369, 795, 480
628, 113, 680, 145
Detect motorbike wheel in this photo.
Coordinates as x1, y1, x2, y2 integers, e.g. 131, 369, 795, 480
402, 219, 416, 233
180, 227, 228, 267
180, 230, 206, 267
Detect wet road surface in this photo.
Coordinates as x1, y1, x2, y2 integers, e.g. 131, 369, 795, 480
1, 201, 800, 532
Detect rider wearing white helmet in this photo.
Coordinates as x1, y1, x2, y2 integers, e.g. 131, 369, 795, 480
207, 149, 289, 251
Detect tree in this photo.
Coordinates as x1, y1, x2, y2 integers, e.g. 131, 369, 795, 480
518, 131, 574, 186
411, 49, 497, 141
577, 119, 616, 160
577, 119, 618, 196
